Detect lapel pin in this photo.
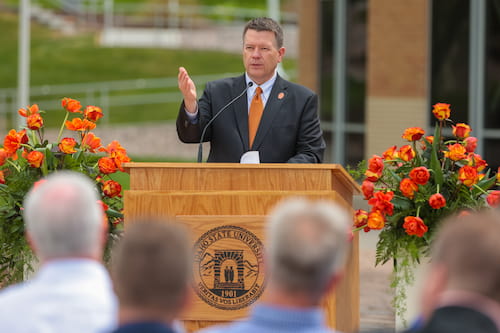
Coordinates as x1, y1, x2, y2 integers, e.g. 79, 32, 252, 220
278, 92, 285, 100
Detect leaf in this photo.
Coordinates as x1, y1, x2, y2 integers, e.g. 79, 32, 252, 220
472, 173, 496, 196
430, 125, 444, 186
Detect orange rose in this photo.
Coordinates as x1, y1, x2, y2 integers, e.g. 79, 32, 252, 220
444, 143, 467, 161
81, 132, 102, 153
354, 209, 369, 229
361, 180, 375, 199
26, 150, 44, 168
432, 102, 451, 121
0, 148, 9, 166
367, 155, 384, 173
425, 136, 434, 145
398, 145, 415, 162
0, 170, 4, 184
382, 145, 398, 160
429, 193, 446, 209
98, 157, 117, 174
100, 141, 131, 172
368, 191, 394, 216
468, 153, 487, 172
403, 216, 428, 237
486, 191, 500, 207
464, 136, 478, 153
18, 104, 39, 117
58, 137, 77, 154
452, 123, 472, 139
102, 180, 122, 198
367, 210, 385, 230
84, 106, 104, 122
364, 170, 381, 182
61, 97, 82, 113
409, 167, 430, 185
112, 150, 131, 172
402, 127, 425, 141
4, 129, 28, 155
458, 165, 479, 187
65, 118, 96, 131
399, 178, 419, 199
26, 113, 44, 130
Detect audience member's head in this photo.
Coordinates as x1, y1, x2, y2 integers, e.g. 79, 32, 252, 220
265, 197, 351, 305
421, 210, 500, 318
112, 220, 192, 324
23, 171, 105, 261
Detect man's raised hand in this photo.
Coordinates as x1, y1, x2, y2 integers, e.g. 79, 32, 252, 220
178, 67, 197, 114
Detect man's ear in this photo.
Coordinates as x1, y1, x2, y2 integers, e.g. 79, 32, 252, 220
277, 47, 286, 63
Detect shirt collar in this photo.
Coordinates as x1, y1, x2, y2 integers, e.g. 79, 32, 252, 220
245, 72, 277, 100
249, 303, 325, 329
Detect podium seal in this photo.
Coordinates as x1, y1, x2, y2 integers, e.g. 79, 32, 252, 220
193, 225, 266, 310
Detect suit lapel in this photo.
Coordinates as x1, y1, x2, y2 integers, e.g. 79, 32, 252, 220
251, 75, 287, 150
233, 75, 250, 151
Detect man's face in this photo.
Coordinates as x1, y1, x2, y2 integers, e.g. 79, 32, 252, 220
243, 29, 285, 85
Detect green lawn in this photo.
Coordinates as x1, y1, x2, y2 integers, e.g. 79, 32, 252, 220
0, 11, 296, 126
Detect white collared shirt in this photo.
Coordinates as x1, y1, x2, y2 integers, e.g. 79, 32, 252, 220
245, 71, 277, 112
0, 258, 118, 333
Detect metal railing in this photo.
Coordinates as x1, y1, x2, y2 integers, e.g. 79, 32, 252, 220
0, 72, 241, 131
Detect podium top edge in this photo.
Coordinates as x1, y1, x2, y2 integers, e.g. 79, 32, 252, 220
123, 162, 361, 194
124, 162, 345, 170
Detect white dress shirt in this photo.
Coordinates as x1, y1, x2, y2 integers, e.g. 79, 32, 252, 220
0, 258, 118, 333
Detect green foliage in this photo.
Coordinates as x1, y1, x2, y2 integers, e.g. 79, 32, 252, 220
0, 11, 296, 126
356, 105, 499, 320
0, 100, 129, 286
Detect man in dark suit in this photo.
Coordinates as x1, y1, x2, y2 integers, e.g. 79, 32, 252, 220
406, 210, 500, 333
110, 221, 191, 333
177, 17, 325, 163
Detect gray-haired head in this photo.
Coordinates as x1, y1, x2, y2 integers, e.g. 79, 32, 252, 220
23, 171, 103, 260
266, 197, 351, 301
243, 17, 284, 49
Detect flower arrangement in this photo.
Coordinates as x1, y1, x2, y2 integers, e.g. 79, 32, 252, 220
0, 98, 130, 285
353, 103, 499, 319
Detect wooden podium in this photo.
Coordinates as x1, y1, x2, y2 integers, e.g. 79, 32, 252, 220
124, 163, 360, 333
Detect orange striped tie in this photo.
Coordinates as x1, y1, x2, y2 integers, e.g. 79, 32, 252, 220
248, 87, 263, 148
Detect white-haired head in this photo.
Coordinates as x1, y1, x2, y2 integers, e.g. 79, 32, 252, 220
266, 197, 351, 301
23, 171, 104, 261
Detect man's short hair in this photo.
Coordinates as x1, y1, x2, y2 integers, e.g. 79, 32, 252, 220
266, 198, 351, 298
112, 220, 192, 313
23, 171, 102, 259
432, 210, 500, 302
243, 17, 284, 49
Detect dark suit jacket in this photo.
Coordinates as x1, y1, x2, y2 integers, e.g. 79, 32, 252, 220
111, 322, 176, 333
176, 74, 325, 163
405, 306, 499, 333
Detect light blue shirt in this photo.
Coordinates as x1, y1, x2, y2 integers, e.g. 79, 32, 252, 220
198, 303, 340, 333
0, 259, 118, 333
245, 71, 277, 112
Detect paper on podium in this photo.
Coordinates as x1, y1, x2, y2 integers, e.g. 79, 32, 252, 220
240, 151, 260, 164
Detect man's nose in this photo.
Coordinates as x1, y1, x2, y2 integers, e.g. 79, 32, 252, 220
251, 49, 261, 58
